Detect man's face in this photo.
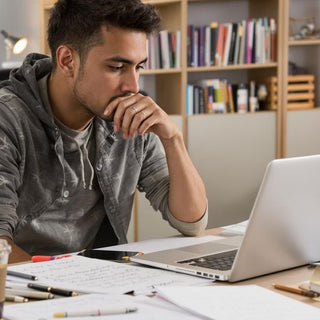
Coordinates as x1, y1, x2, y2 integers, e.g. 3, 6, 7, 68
72, 25, 147, 118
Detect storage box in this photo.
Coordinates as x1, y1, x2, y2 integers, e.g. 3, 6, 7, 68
266, 74, 315, 110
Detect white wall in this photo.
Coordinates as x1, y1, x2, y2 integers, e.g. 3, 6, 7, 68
0, 0, 41, 66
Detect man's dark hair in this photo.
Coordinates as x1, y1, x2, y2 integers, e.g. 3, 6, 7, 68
47, 0, 161, 71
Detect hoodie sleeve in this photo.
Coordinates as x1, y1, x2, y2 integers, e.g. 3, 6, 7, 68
0, 95, 24, 239
137, 133, 208, 236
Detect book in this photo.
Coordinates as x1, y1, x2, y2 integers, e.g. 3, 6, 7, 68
222, 23, 232, 66
198, 25, 206, 67
255, 18, 262, 64
246, 19, 254, 64
233, 22, 242, 65
157, 32, 162, 68
159, 30, 170, 69
186, 83, 194, 115
187, 25, 193, 66
228, 23, 238, 65
168, 32, 174, 68
204, 25, 211, 66
198, 87, 205, 114
227, 83, 235, 113
175, 30, 181, 68
210, 22, 218, 65
239, 20, 246, 64
263, 17, 271, 63
192, 26, 199, 67
270, 18, 277, 62
221, 80, 229, 113
193, 85, 200, 114
215, 23, 224, 66
207, 85, 215, 113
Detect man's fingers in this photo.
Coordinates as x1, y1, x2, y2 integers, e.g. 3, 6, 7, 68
127, 108, 151, 138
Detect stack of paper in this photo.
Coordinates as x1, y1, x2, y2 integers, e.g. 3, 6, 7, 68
155, 285, 320, 320
4, 293, 200, 320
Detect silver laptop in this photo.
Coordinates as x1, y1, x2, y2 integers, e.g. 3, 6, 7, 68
131, 155, 320, 282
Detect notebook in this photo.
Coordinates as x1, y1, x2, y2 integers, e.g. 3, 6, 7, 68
131, 155, 320, 282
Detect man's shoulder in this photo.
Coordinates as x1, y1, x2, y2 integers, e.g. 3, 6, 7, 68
0, 87, 18, 101
0, 87, 27, 116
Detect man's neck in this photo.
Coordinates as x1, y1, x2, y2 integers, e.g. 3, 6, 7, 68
48, 73, 94, 131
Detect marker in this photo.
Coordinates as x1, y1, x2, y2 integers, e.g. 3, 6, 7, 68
5, 294, 29, 303
31, 254, 73, 262
5, 288, 54, 300
27, 283, 78, 297
7, 270, 38, 281
123, 252, 143, 261
273, 283, 318, 298
53, 307, 138, 318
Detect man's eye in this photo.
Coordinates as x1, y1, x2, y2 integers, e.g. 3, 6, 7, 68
109, 65, 123, 71
137, 64, 145, 70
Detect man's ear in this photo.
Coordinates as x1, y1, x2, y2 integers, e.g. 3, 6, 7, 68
55, 45, 78, 77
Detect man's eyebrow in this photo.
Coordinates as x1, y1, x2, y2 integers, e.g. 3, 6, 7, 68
107, 56, 148, 65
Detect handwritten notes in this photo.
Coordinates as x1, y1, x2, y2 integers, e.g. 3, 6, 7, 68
8, 256, 211, 295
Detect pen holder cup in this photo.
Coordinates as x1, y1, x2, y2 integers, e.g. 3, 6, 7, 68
0, 239, 11, 319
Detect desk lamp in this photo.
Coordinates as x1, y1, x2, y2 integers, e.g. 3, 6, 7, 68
1, 30, 28, 68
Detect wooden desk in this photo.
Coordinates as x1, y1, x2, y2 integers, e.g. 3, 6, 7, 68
6, 228, 320, 310
204, 228, 320, 308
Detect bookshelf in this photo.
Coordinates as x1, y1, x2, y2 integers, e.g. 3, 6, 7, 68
40, 0, 320, 237
283, 0, 320, 158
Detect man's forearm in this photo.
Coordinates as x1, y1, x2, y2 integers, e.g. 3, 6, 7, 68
0, 236, 31, 264
161, 132, 207, 223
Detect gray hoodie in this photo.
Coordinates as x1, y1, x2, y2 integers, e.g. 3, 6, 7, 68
0, 53, 206, 255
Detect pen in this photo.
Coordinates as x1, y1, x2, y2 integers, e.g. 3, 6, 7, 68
27, 283, 78, 297
7, 270, 38, 281
5, 294, 29, 303
5, 288, 54, 300
273, 283, 319, 298
31, 254, 73, 262
53, 307, 138, 318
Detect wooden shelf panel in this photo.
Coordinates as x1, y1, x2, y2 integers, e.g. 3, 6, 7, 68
289, 39, 320, 46
144, 0, 181, 4
187, 110, 276, 118
141, 68, 182, 75
187, 63, 278, 72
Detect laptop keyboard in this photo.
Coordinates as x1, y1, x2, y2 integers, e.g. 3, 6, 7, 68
178, 249, 238, 271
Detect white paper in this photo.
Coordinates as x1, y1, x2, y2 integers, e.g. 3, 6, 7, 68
155, 285, 320, 320
4, 293, 201, 320
103, 235, 222, 253
7, 256, 211, 295
219, 220, 248, 236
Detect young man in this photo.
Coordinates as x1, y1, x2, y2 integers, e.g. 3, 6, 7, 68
0, 0, 207, 263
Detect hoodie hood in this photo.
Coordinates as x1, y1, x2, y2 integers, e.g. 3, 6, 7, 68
0, 53, 53, 127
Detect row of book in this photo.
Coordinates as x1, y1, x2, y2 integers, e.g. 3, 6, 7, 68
186, 79, 268, 115
146, 30, 181, 70
187, 17, 277, 67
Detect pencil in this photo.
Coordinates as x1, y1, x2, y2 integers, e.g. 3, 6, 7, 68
273, 283, 318, 298
53, 307, 138, 318
5, 288, 54, 300
7, 270, 38, 281
27, 283, 78, 297
5, 294, 29, 303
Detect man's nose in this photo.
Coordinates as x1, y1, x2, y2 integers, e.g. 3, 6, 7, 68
121, 69, 140, 94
